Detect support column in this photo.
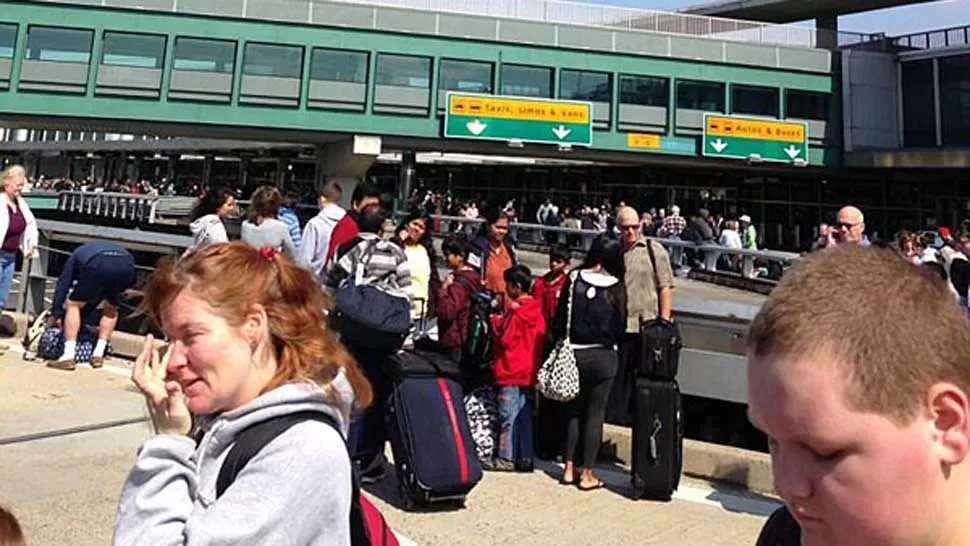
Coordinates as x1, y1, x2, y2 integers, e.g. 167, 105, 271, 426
315, 135, 382, 210
166, 156, 177, 184
398, 149, 416, 211
202, 155, 215, 186
816, 14, 838, 50
275, 157, 288, 189
239, 157, 251, 190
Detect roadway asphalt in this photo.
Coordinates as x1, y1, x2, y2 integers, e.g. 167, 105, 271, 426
0, 345, 776, 545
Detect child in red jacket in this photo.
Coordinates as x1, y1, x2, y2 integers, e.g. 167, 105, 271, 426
488, 265, 546, 472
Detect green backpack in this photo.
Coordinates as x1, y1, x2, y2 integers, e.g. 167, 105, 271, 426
455, 276, 495, 374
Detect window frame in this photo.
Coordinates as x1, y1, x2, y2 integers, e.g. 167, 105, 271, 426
438, 58, 494, 94
730, 83, 780, 117
24, 25, 95, 64
171, 36, 238, 74
559, 68, 612, 103
0, 23, 18, 60
242, 41, 305, 79
309, 47, 370, 84
618, 73, 670, 108
100, 30, 168, 69
676, 79, 725, 112
499, 63, 554, 98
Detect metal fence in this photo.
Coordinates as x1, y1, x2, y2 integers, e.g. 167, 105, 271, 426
38, 0, 874, 49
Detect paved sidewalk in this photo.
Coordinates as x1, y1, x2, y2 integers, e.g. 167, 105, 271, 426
0, 350, 772, 545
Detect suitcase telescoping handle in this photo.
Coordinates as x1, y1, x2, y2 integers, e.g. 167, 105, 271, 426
649, 415, 662, 464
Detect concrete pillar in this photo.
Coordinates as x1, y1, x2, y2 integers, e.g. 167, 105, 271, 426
203, 155, 215, 186
816, 14, 838, 50
275, 158, 288, 189
166, 156, 177, 183
315, 135, 382, 210
239, 157, 251, 190
398, 149, 416, 211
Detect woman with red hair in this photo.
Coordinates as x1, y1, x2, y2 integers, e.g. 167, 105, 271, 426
113, 242, 373, 545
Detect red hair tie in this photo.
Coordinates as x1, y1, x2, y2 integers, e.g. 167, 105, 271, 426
259, 247, 280, 260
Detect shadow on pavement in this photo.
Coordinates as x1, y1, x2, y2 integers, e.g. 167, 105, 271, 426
360, 462, 471, 513
705, 463, 780, 517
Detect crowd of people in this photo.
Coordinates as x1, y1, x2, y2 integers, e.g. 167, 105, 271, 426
6, 169, 970, 545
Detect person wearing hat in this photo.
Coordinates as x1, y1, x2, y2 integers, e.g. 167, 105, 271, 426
740, 215, 758, 250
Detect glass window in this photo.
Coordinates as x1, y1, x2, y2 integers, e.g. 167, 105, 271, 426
731, 84, 779, 117
172, 37, 236, 73
560, 69, 611, 102
375, 54, 430, 88
939, 53, 970, 147
901, 60, 936, 147
310, 48, 368, 83
500, 64, 552, 98
0, 24, 16, 59
24, 26, 93, 63
439, 59, 492, 94
101, 32, 166, 69
676, 80, 724, 111
785, 90, 830, 121
619, 75, 669, 107
243, 43, 303, 78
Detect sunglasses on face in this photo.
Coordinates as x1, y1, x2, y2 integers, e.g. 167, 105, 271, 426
619, 224, 641, 232
834, 222, 860, 231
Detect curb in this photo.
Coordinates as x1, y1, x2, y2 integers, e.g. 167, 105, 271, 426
603, 424, 776, 496
6, 312, 160, 361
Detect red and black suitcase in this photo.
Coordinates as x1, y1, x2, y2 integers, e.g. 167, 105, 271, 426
631, 378, 684, 501
385, 352, 482, 510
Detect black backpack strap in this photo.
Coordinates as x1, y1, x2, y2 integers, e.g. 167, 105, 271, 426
215, 410, 345, 498
643, 240, 664, 319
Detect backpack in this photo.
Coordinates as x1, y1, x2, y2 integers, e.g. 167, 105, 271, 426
455, 276, 494, 375
215, 411, 399, 546
332, 238, 412, 353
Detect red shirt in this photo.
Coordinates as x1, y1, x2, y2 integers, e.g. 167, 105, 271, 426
533, 272, 566, 323
326, 214, 359, 265
2, 205, 26, 253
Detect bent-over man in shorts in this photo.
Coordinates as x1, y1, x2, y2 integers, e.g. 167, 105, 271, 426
747, 244, 970, 546
47, 241, 135, 371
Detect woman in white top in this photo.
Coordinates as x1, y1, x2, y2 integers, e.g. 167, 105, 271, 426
240, 186, 298, 262
392, 211, 440, 321
185, 187, 237, 257
0, 165, 38, 311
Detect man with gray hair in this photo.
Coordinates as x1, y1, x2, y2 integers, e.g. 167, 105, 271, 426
834, 205, 868, 247
606, 206, 675, 425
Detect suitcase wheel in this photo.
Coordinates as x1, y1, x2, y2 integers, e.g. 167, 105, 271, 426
399, 486, 416, 511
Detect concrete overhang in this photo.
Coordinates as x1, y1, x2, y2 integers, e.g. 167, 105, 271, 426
683, 0, 939, 23
844, 148, 970, 168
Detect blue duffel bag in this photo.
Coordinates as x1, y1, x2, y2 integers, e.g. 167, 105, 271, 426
37, 325, 107, 364
331, 241, 412, 353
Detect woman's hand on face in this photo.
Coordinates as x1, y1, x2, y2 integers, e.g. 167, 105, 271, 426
132, 334, 192, 436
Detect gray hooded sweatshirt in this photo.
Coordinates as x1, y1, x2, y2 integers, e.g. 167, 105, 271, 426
187, 214, 229, 255
112, 374, 356, 546
299, 205, 347, 281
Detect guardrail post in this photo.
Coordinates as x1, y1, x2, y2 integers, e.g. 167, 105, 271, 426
21, 231, 50, 318
741, 255, 756, 279
703, 249, 720, 272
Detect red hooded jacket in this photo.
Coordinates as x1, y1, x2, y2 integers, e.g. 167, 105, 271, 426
435, 268, 482, 350
490, 295, 546, 387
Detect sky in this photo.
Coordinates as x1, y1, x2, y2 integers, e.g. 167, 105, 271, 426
584, 0, 970, 36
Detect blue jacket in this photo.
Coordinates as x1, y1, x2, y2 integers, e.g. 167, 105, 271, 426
468, 234, 518, 281
52, 241, 131, 317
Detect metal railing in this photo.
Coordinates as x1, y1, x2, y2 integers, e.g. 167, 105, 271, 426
57, 191, 162, 224
39, 0, 872, 49
891, 24, 970, 50
426, 213, 799, 280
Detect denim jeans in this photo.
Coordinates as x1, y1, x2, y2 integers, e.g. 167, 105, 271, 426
0, 251, 17, 311
496, 386, 534, 462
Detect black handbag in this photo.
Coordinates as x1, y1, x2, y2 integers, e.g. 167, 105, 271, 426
638, 241, 682, 381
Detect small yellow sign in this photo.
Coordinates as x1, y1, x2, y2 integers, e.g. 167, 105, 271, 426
448, 95, 590, 124
627, 133, 661, 149
705, 115, 805, 143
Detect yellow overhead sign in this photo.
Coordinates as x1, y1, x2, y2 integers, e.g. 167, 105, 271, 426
627, 133, 661, 149
705, 115, 805, 143
448, 94, 590, 124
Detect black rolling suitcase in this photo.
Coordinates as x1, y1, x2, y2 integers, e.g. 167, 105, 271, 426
631, 378, 683, 501
384, 351, 482, 510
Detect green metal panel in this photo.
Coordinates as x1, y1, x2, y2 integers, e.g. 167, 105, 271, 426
0, 1, 837, 165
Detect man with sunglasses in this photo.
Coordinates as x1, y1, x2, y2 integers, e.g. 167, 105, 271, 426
605, 206, 674, 425
834, 206, 870, 247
